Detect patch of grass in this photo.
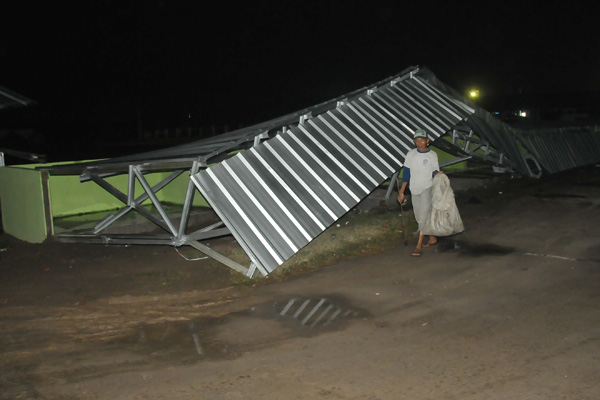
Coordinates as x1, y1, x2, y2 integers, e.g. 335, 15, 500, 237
230, 206, 418, 284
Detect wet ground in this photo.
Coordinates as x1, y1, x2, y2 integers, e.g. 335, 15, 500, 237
1, 166, 600, 399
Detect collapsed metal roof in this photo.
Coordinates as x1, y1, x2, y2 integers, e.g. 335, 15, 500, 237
39, 66, 600, 276
0, 86, 36, 110
190, 70, 474, 275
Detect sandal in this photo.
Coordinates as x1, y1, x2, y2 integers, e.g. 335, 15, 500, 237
423, 240, 437, 248
411, 250, 422, 257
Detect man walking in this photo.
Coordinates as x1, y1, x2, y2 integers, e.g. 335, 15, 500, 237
397, 129, 442, 256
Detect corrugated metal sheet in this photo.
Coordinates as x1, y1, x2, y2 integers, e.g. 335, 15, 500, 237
421, 70, 600, 178
460, 113, 535, 177
191, 73, 474, 275
515, 127, 600, 174
0, 86, 35, 110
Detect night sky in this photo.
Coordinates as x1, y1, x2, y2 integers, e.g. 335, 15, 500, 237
1, 1, 598, 160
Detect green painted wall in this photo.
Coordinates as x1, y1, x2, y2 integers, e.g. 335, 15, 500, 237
155, 171, 209, 207
0, 162, 212, 243
50, 174, 153, 217
0, 166, 48, 243
0, 145, 467, 242
48, 171, 209, 218
433, 146, 468, 171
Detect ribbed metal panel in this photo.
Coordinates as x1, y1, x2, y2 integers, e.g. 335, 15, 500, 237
516, 128, 600, 174
192, 74, 474, 274
0, 86, 35, 110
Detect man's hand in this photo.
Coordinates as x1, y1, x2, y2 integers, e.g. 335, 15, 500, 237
398, 192, 405, 204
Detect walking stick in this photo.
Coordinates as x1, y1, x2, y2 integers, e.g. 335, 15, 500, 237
396, 178, 408, 246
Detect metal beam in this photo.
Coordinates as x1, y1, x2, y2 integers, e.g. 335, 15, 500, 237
91, 168, 184, 234
186, 240, 249, 275
132, 166, 179, 236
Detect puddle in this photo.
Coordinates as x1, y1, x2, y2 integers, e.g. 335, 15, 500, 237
272, 295, 363, 330
114, 316, 230, 363
110, 295, 364, 363
438, 240, 515, 257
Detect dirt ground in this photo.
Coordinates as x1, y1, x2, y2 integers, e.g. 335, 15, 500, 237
1, 166, 600, 399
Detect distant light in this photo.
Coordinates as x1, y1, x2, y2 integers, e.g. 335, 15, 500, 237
468, 89, 480, 99
519, 110, 527, 117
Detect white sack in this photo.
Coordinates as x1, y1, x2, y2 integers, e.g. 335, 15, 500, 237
421, 173, 464, 237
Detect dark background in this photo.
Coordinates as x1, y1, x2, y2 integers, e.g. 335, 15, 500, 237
1, 1, 599, 162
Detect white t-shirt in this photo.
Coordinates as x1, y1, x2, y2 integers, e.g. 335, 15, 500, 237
404, 148, 439, 195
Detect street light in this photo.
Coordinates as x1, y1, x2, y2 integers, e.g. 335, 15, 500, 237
469, 89, 480, 99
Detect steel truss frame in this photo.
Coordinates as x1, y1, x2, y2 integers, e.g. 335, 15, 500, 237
54, 131, 279, 276
55, 159, 253, 275
445, 126, 542, 178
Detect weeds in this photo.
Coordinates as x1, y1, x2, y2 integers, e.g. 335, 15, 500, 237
229, 206, 417, 284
